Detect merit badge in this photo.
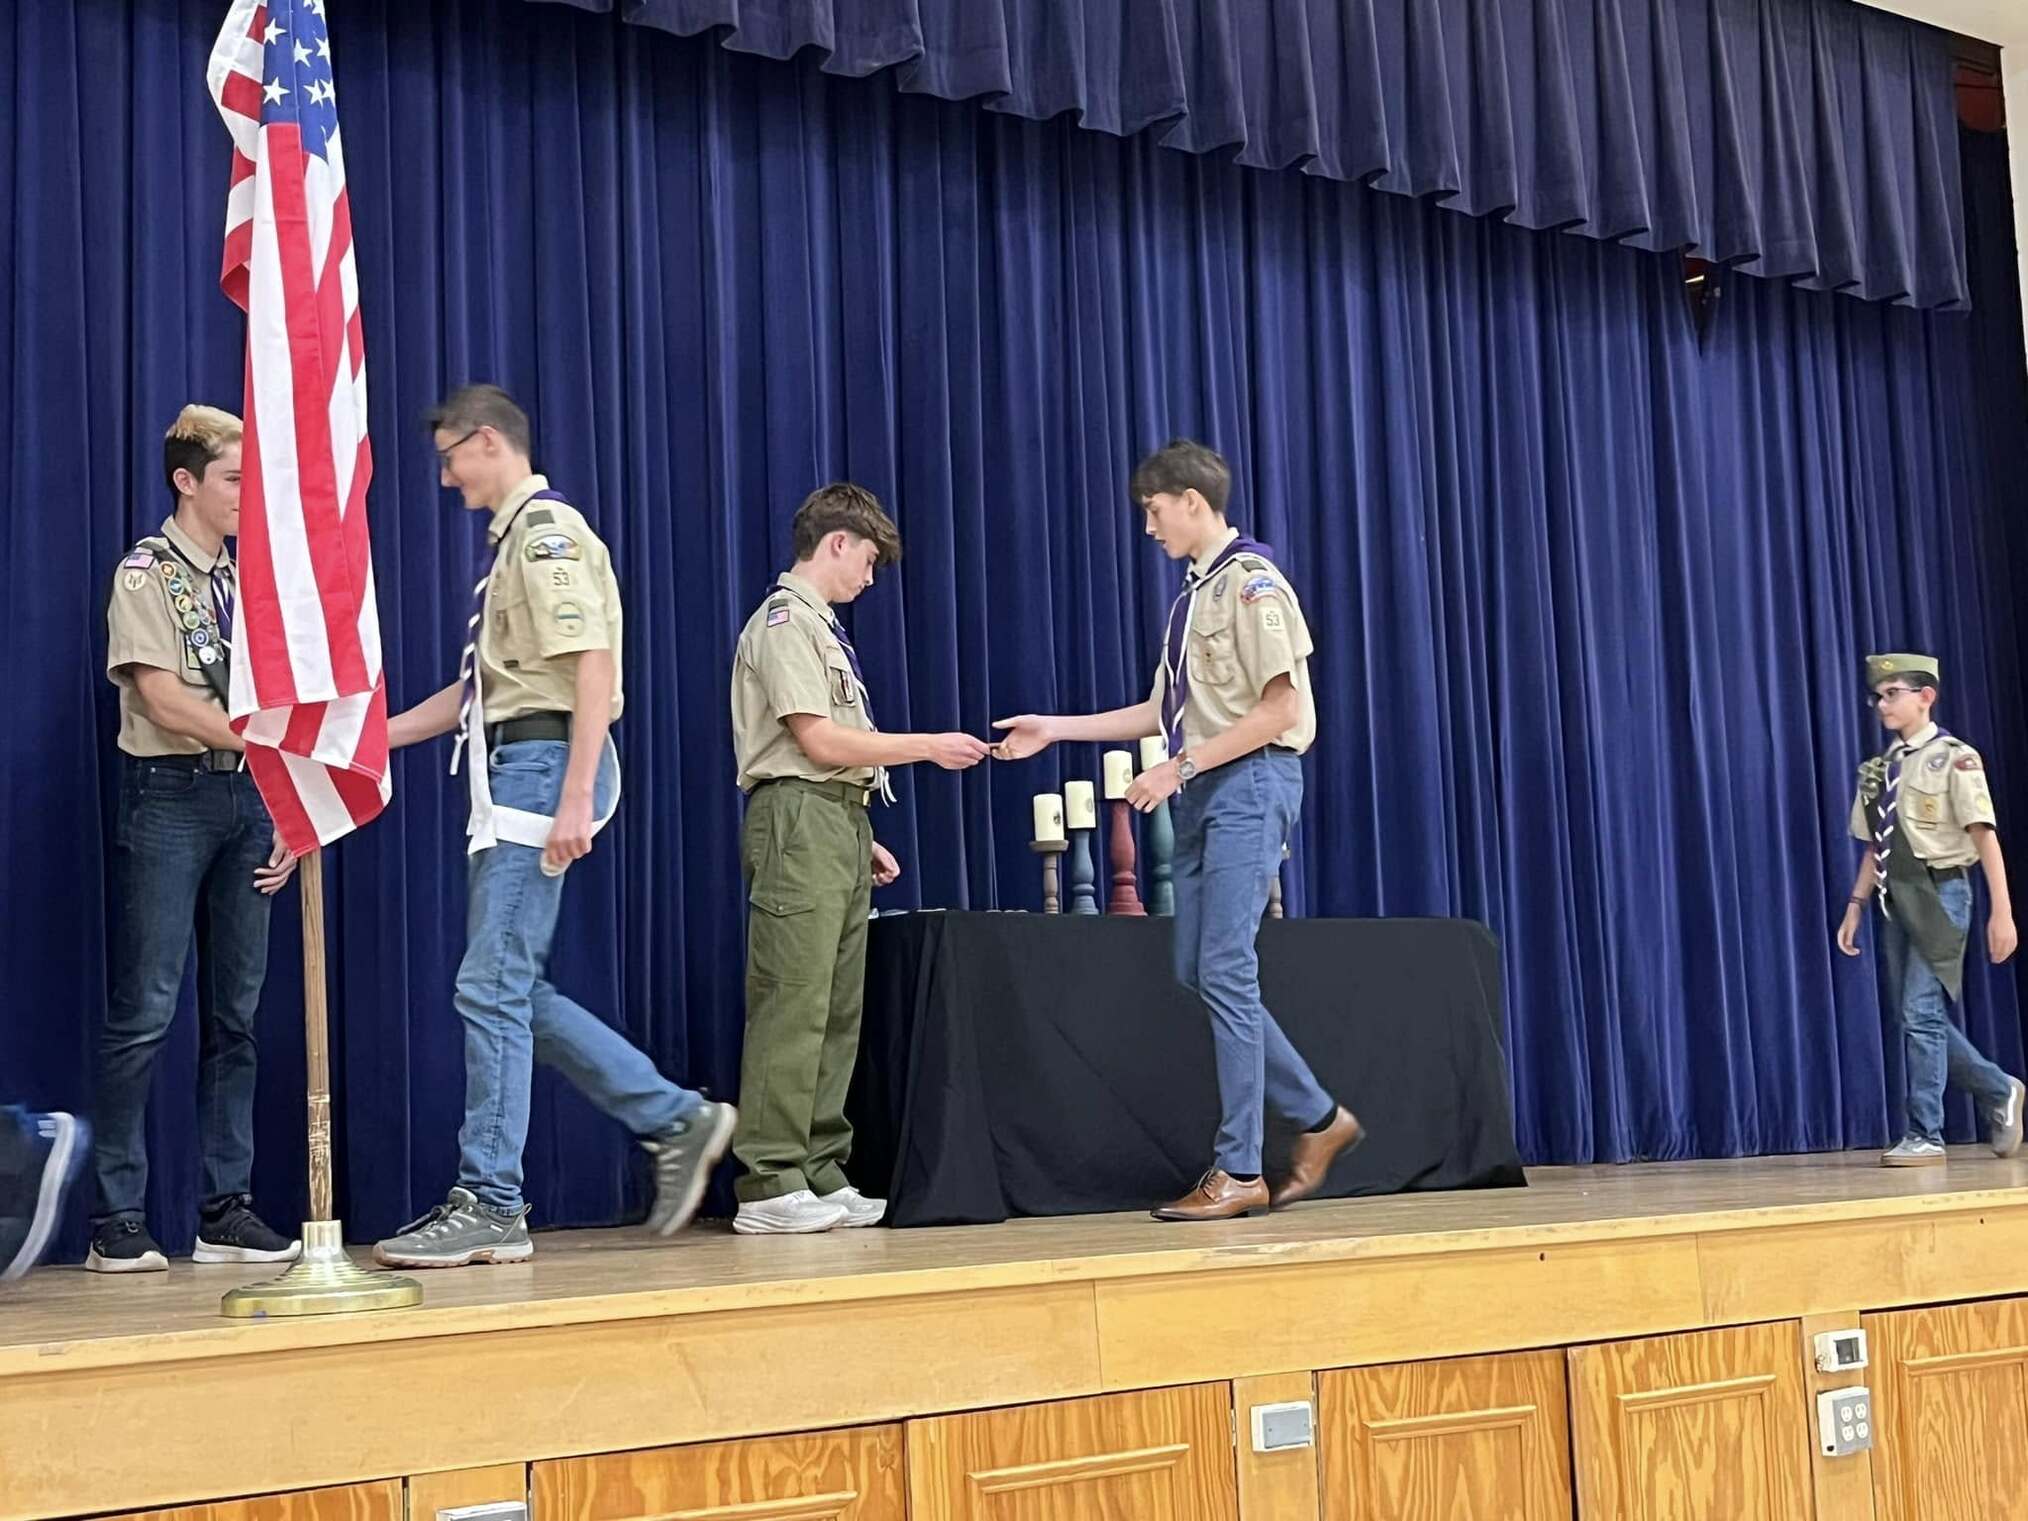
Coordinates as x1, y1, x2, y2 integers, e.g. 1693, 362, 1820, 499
180, 610, 203, 630
198, 646, 220, 666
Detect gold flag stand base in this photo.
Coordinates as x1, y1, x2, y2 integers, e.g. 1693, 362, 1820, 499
220, 1219, 423, 1318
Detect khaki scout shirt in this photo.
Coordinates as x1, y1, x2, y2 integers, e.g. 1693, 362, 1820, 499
477, 475, 624, 724
105, 516, 231, 757
730, 572, 877, 792
1849, 722, 1995, 870
1148, 528, 1318, 755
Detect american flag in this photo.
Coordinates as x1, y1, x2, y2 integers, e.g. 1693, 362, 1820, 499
206, 0, 389, 853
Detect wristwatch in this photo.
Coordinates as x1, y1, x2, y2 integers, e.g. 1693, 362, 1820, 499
1175, 753, 1199, 783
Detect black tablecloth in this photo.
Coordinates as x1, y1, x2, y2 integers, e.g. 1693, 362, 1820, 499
847, 913, 1526, 1227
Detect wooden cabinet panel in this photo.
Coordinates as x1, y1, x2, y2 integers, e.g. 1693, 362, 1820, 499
1319, 1350, 1571, 1521
1570, 1322, 1814, 1521
407, 1465, 526, 1519
1234, 1373, 1322, 1521
1866, 1297, 2028, 1521
906, 1384, 1239, 1521
108, 1482, 402, 1521
533, 1425, 903, 1521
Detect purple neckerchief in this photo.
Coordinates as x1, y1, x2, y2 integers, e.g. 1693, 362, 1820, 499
1161, 534, 1273, 753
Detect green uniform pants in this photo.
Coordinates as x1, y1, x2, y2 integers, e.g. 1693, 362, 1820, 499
734, 779, 873, 1203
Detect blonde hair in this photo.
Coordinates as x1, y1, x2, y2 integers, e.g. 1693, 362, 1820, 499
163, 404, 244, 497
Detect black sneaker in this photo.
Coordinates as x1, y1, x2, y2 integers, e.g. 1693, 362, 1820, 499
194, 1195, 301, 1264
640, 1100, 737, 1237
87, 1217, 168, 1274
1, 1110, 89, 1281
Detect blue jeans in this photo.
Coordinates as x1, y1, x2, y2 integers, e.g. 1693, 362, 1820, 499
1881, 876, 2013, 1144
1170, 749, 1334, 1175
94, 759, 274, 1223
455, 739, 700, 1213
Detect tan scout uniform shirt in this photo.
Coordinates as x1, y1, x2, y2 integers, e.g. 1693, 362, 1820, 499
478, 475, 624, 724
1849, 723, 1995, 870
1149, 528, 1318, 755
731, 573, 877, 792
106, 516, 232, 757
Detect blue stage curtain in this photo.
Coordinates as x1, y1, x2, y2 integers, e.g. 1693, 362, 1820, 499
534, 0, 1972, 309
1, 1, 2020, 1257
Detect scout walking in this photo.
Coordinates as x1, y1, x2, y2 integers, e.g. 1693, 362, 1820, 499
994, 439, 1365, 1220
374, 384, 731, 1267
93, 405, 302, 1273
729, 484, 988, 1233
1838, 652, 2025, 1166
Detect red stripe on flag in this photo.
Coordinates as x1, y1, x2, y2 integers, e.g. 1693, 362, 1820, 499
265, 126, 369, 694
245, 746, 318, 849
220, 72, 263, 122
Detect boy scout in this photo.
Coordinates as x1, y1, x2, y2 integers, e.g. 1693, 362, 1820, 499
730, 484, 988, 1233
93, 404, 301, 1273
1837, 652, 2025, 1166
375, 385, 731, 1267
994, 439, 1364, 1220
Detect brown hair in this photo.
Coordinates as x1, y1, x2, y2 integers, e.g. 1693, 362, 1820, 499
792, 483, 902, 567
425, 383, 532, 457
1129, 438, 1231, 514
163, 405, 243, 499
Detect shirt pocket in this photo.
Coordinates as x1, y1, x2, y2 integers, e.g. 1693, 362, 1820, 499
1900, 764, 1955, 840
823, 652, 861, 711
1189, 595, 1239, 687
485, 568, 531, 663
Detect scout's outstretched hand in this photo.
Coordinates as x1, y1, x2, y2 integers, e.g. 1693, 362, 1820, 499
991, 715, 1053, 761
924, 733, 990, 770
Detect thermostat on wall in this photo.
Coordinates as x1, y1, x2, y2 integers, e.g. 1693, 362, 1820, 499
1813, 1328, 1869, 1374
1251, 1400, 1316, 1453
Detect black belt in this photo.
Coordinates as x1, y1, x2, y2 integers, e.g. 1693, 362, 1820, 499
135, 750, 241, 774
1928, 864, 1967, 884
487, 711, 571, 747
757, 777, 873, 808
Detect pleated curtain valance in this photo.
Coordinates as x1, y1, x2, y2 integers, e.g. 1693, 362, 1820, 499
530, 0, 1971, 309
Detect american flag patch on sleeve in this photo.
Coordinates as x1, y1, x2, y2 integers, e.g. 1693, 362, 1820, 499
767, 606, 791, 628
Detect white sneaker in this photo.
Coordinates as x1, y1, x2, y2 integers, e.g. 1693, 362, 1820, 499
1882, 1137, 1948, 1167
817, 1185, 887, 1228
1991, 1077, 2026, 1158
733, 1189, 850, 1235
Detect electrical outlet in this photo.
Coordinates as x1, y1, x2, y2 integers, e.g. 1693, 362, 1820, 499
1250, 1400, 1315, 1453
1817, 1386, 1873, 1458
1813, 1328, 1869, 1374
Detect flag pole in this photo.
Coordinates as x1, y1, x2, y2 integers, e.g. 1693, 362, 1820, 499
221, 850, 421, 1316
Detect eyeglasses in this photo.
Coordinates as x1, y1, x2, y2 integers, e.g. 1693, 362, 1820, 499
436, 427, 480, 468
1871, 686, 1921, 705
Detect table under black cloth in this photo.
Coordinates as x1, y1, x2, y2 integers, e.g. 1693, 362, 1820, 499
846, 913, 1526, 1227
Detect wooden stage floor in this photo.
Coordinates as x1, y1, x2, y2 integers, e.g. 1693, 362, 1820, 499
6, 1149, 2028, 1519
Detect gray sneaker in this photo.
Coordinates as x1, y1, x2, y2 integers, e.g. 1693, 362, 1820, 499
373, 1187, 532, 1268
641, 1100, 738, 1237
1881, 1137, 1948, 1168
1991, 1077, 2027, 1159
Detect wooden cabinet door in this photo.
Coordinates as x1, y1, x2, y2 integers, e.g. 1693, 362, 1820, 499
906, 1384, 1240, 1521
108, 1483, 402, 1521
1319, 1350, 1573, 1521
1867, 1297, 2028, 1521
534, 1425, 903, 1521
1569, 1322, 1814, 1520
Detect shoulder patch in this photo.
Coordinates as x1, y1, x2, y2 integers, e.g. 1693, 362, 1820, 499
525, 508, 555, 527
121, 549, 156, 570
1956, 754, 1984, 772
1239, 573, 1281, 605
767, 606, 792, 628
524, 531, 582, 563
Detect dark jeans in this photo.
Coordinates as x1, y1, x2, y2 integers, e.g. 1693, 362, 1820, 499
92, 758, 274, 1224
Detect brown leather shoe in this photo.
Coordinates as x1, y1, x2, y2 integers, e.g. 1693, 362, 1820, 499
1151, 1169, 1271, 1221
1268, 1106, 1366, 1208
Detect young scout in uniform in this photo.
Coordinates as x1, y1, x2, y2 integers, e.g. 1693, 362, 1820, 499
994, 439, 1365, 1221
374, 385, 732, 1267
729, 484, 989, 1234
1837, 652, 2025, 1167
93, 404, 302, 1273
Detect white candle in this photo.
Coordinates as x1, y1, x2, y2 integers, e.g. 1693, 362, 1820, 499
1139, 734, 1170, 769
1102, 751, 1134, 799
1064, 780, 1097, 830
1032, 793, 1065, 843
